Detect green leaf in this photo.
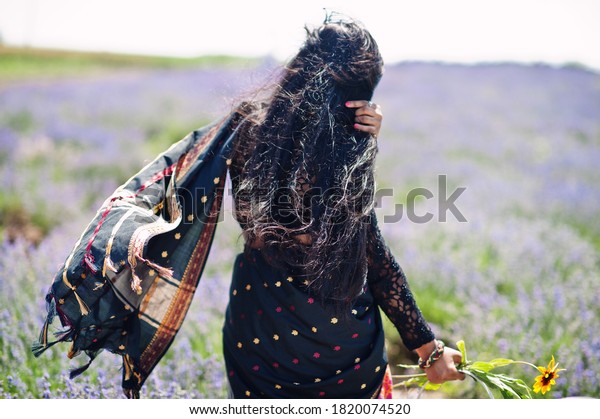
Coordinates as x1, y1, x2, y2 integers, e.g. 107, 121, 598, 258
393, 376, 442, 391
394, 376, 428, 387
468, 359, 515, 372
456, 339, 468, 365
423, 382, 443, 391
462, 370, 495, 399
469, 361, 495, 373
465, 367, 531, 399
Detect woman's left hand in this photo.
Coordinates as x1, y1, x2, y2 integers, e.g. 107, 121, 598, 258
346, 100, 383, 138
415, 340, 465, 385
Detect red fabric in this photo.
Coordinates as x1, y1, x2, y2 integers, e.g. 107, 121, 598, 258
378, 365, 394, 399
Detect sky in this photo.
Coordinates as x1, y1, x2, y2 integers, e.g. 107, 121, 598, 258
0, 0, 599, 70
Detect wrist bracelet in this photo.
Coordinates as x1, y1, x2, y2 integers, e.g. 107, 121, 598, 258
418, 340, 445, 369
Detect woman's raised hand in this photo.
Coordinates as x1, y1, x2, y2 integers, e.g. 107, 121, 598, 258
345, 100, 383, 139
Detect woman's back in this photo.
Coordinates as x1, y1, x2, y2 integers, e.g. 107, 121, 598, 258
227, 20, 384, 307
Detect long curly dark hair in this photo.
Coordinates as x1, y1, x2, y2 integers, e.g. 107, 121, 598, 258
233, 17, 384, 311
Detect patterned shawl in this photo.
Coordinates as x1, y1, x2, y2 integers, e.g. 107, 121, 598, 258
32, 112, 239, 398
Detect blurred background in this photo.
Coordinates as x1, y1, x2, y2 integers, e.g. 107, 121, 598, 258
0, 0, 599, 398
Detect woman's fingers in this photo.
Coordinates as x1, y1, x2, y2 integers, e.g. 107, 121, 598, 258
425, 347, 465, 383
345, 100, 372, 109
353, 121, 379, 134
346, 100, 382, 136
346, 100, 382, 116
445, 347, 466, 381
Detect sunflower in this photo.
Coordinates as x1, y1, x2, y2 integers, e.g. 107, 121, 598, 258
533, 356, 565, 395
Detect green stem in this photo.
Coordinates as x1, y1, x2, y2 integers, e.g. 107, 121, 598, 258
510, 360, 539, 370
392, 373, 427, 379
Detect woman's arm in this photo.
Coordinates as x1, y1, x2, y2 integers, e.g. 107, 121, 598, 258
365, 211, 436, 349
366, 210, 464, 383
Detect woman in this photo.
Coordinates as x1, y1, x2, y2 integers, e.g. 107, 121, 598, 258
33, 16, 463, 399
221, 17, 464, 398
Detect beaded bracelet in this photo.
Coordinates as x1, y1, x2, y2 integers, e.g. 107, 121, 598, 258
418, 340, 445, 369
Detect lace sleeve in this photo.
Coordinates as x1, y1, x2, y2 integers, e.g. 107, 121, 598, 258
366, 211, 435, 351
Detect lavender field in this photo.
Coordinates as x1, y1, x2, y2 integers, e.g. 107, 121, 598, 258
0, 51, 599, 398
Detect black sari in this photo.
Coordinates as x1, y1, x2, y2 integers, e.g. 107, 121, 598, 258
223, 248, 387, 398
33, 110, 435, 399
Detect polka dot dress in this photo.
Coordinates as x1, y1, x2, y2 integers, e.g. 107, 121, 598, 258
223, 249, 388, 398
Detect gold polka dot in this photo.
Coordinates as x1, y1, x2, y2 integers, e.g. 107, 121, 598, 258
331, 317, 338, 324
213, 177, 220, 184
226, 158, 232, 166
58, 298, 65, 305
275, 281, 281, 287
118, 345, 125, 350
201, 196, 208, 203
273, 334, 279, 341
187, 214, 194, 222
237, 342, 243, 349
287, 276, 293, 282
174, 232, 181, 240
314, 378, 321, 383
336, 370, 342, 375
253, 338, 260, 344
148, 269, 156, 277
291, 330, 299, 336
121, 331, 127, 336
245, 284, 251, 291
232, 289, 237, 296
80, 273, 86, 279
303, 280, 310, 286
161, 250, 168, 258
124, 304, 131, 311
311, 327, 317, 333
263, 282, 268, 288
245, 390, 251, 397
351, 309, 358, 315
375, 366, 381, 372
361, 383, 366, 389
110, 315, 116, 319
355, 357, 361, 363
275, 384, 282, 390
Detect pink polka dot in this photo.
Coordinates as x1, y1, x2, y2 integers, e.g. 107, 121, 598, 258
354, 364, 361, 370
333, 345, 341, 351
319, 391, 326, 397
313, 352, 321, 359
257, 309, 263, 315
352, 333, 359, 339
272, 362, 280, 368
252, 365, 260, 371
337, 379, 344, 385
229, 370, 235, 377
292, 358, 299, 364
275, 307, 282, 313
289, 305, 296, 311
307, 297, 314, 304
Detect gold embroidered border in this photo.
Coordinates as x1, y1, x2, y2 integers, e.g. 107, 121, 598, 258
139, 181, 224, 374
